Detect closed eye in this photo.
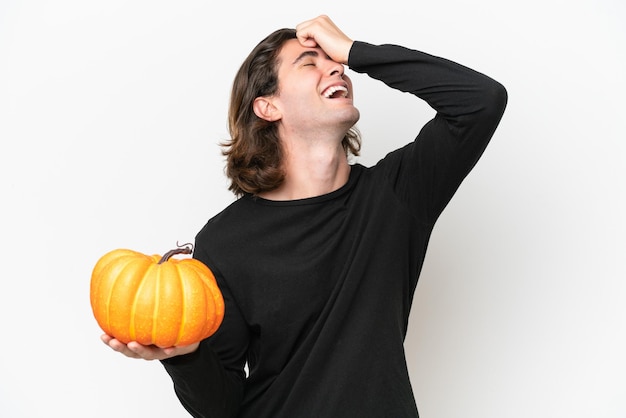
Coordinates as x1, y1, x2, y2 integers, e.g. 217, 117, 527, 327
293, 50, 319, 66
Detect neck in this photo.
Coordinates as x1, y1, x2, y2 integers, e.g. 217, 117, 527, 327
259, 136, 351, 201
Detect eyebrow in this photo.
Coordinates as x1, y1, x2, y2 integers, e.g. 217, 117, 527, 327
292, 50, 319, 65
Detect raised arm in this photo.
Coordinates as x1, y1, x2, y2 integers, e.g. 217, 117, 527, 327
348, 41, 508, 222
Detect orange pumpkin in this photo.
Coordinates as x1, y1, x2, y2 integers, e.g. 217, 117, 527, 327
90, 244, 224, 347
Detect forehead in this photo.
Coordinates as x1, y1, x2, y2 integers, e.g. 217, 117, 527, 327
277, 39, 322, 66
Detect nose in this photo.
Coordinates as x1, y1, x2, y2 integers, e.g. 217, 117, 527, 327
329, 62, 344, 78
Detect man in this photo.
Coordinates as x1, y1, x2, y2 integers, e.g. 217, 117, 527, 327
102, 15, 507, 418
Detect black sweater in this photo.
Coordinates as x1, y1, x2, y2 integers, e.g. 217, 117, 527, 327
162, 40, 507, 418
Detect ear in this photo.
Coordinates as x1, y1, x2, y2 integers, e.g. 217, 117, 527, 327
253, 97, 281, 122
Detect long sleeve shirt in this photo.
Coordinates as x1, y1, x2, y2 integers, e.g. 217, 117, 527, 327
161, 40, 507, 418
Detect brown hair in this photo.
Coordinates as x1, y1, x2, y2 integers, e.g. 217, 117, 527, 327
221, 28, 361, 197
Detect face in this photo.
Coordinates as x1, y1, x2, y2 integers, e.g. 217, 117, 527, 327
269, 39, 360, 137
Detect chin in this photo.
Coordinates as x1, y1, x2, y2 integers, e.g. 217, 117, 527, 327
344, 108, 360, 126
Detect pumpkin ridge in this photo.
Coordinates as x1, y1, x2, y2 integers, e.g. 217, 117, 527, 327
129, 262, 156, 342
203, 268, 217, 339
175, 262, 186, 346
151, 263, 162, 345
102, 254, 138, 337
181, 262, 205, 341
185, 260, 224, 336
196, 267, 210, 340
192, 263, 213, 342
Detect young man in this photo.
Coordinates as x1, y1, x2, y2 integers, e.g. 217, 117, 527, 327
102, 15, 507, 418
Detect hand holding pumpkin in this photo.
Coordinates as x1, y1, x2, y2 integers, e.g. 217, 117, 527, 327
90, 244, 224, 349
101, 334, 199, 360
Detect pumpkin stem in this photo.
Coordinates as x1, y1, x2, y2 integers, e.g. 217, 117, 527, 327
159, 242, 194, 264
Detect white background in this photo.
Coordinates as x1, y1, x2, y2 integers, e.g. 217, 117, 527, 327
1, 1, 624, 417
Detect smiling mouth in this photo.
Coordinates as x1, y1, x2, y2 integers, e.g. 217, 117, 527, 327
322, 85, 349, 99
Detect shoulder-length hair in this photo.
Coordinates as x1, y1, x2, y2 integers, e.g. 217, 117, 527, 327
221, 28, 361, 197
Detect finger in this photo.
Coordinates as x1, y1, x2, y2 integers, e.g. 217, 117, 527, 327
101, 335, 142, 359
295, 15, 331, 46
162, 346, 178, 357
295, 22, 317, 48
112, 340, 141, 358
294, 16, 352, 64
298, 37, 318, 48
162, 342, 200, 358
127, 341, 163, 361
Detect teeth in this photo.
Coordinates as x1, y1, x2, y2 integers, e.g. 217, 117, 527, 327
323, 85, 348, 98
